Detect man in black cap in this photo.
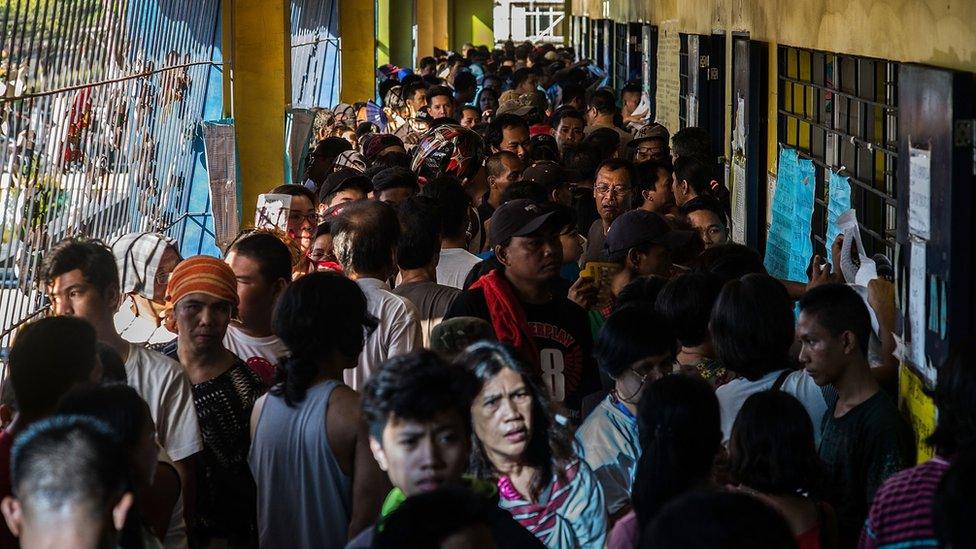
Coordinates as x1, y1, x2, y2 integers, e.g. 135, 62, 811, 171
605, 209, 695, 289
445, 199, 599, 422
371, 166, 419, 206
316, 168, 373, 212
303, 137, 353, 192
521, 160, 581, 207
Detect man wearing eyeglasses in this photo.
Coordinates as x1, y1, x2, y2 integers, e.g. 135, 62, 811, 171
629, 123, 671, 164
582, 159, 637, 263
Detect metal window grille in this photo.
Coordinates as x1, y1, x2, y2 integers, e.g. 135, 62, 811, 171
613, 22, 627, 91
0, 0, 221, 356
678, 33, 689, 127
777, 46, 899, 258
291, 0, 339, 109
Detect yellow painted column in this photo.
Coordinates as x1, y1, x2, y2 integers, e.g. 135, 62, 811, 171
340, 0, 376, 103
434, 0, 450, 51
377, 0, 391, 67
230, 0, 291, 226
416, 0, 434, 66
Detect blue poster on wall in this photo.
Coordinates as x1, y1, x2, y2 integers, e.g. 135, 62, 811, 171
826, 170, 852, 250
764, 146, 815, 281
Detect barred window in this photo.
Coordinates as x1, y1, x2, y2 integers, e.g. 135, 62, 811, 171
777, 46, 899, 258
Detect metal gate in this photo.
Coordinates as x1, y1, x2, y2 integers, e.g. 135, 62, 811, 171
0, 0, 221, 355
291, 0, 339, 109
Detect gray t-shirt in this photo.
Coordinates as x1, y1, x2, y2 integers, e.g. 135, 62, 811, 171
392, 281, 460, 347
583, 219, 610, 264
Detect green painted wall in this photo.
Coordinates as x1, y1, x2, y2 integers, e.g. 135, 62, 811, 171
451, 0, 494, 51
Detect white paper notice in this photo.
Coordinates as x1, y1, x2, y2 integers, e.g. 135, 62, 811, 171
908, 146, 931, 240
731, 157, 747, 244
255, 194, 292, 232
908, 239, 928, 373
733, 95, 746, 153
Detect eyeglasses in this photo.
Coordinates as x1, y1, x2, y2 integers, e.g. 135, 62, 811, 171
594, 185, 632, 198
288, 212, 319, 225
636, 145, 668, 157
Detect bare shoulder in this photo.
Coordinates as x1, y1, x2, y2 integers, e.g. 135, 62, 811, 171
326, 385, 363, 441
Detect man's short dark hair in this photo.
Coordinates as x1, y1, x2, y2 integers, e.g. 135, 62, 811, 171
372, 166, 419, 194
453, 71, 476, 93
373, 486, 496, 548
633, 159, 673, 195
595, 158, 636, 185
681, 195, 728, 226
564, 143, 602, 181
798, 283, 872, 356
396, 197, 442, 270
331, 200, 400, 275
656, 272, 725, 348
427, 85, 453, 104
559, 84, 586, 106
361, 350, 477, 441
621, 82, 642, 96
8, 316, 98, 417
460, 105, 480, 118
673, 155, 712, 196
588, 89, 617, 115
550, 108, 585, 128
512, 67, 536, 89
42, 238, 119, 295
419, 56, 437, 70
583, 127, 621, 159
227, 231, 293, 283
486, 113, 529, 150
270, 183, 318, 207
711, 273, 796, 380
595, 305, 675, 379
500, 181, 548, 204
11, 416, 127, 525
419, 176, 472, 240
404, 80, 428, 100
672, 126, 712, 159
485, 151, 519, 179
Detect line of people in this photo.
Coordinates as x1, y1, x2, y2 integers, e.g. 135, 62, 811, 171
0, 40, 972, 549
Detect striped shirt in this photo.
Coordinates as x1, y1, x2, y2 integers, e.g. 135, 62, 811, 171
859, 456, 950, 549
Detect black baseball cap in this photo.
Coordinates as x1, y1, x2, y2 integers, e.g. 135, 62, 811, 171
521, 160, 583, 191
489, 199, 559, 246
312, 137, 352, 159
318, 168, 372, 202
605, 209, 695, 261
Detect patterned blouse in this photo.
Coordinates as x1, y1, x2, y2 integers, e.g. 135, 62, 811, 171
190, 359, 267, 546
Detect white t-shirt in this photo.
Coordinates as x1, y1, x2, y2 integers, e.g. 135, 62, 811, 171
115, 306, 175, 346
436, 248, 483, 289
715, 368, 831, 446
346, 278, 423, 390
124, 344, 203, 461
223, 324, 289, 385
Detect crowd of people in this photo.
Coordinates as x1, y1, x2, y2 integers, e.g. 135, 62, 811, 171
0, 40, 972, 549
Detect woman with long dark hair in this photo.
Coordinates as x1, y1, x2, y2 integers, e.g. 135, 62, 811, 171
456, 341, 607, 548
609, 374, 722, 549
248, 273, 389, 548
729, 391, 837, 549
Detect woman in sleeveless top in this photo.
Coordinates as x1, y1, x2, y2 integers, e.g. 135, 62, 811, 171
456, 341, 607, 548
248, 273, 390, 548
728, 391, 839, 549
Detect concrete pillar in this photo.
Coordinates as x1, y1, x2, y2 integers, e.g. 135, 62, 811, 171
390, 0, 415, 69
229, 0, 291, 225
416, 0, 434, 66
